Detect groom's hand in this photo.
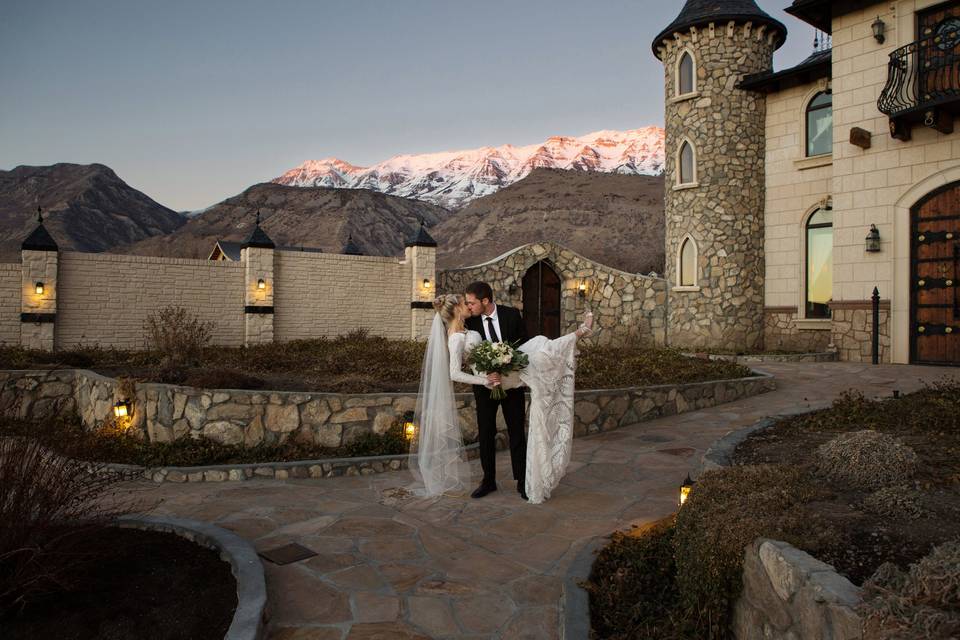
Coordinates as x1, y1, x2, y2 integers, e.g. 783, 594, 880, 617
486, 373, 501, 386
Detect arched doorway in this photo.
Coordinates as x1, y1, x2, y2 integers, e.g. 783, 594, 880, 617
522, 261, 561, 339
911, 181, 960, 365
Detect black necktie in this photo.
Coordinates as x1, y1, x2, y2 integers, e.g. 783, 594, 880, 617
486, 317, 500, 342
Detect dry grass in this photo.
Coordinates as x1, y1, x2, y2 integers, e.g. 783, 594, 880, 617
814, 430, 919, 490
861, 541, 960, 639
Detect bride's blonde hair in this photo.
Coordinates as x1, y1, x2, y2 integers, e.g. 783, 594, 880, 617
433, 294, 464, 333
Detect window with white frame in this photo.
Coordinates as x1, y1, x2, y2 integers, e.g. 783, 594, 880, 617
806, 91, 832, 157
805, 208, 833, 318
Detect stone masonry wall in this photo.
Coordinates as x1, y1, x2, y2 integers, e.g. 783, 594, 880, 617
734, 538, 862, 640
56, 252, 245, 348
274, 251, 412, 341
438, 242, 667, 346
831, 304, 891, 363
0, 264, 21, 346
0, 368, 774, 452
764, 310, 833, 353
660, 23, 777, 351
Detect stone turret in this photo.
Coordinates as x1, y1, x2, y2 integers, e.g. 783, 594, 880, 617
653, 0, 786, 351
240, 210, 275, 346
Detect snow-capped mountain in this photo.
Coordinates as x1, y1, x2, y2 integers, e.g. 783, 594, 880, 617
273, 127, 664, 209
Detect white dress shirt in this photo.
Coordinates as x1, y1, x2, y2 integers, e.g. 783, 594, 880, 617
481, 304, 504, 343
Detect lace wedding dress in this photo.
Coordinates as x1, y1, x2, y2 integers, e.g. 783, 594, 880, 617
450, 329, 579, 504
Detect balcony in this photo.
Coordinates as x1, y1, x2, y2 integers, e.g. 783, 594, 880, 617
878, 32, 960, 141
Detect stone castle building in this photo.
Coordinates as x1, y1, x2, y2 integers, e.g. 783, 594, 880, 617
654, 0, 960, 366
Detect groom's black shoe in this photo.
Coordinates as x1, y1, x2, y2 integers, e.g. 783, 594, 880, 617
471, 483, 497, 499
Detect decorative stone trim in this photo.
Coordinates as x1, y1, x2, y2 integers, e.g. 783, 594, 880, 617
20, 312, 55, 323
793, 154, 832, 170
672, 285, 701, 293
671, 181, 700, 191
668, 90, 701, 104
117, 515, 267, 640
410, 301, 434, 309
692, 351, 837, 365
828, 299, 891, 311
243, 306, 274, 314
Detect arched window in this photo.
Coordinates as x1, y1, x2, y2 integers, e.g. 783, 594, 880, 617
678, 141, 695, 185
805, 208, 833, 318
806, 91, 832, 157
679, 237, 697, 287
678, 51, 695, 95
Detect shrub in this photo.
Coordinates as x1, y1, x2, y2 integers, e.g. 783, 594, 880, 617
143, 306, 215, 367
0, 437, 134, 614
815, 430, 918, 490
861, 541, 960, 639
182, 368, 265, 391
862, 486, 925, 521
584, 518, 681, 640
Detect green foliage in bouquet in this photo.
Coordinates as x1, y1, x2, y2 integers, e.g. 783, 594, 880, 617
466, 341, 529, 400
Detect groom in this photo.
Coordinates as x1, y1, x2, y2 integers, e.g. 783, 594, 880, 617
464, 281, 529, 501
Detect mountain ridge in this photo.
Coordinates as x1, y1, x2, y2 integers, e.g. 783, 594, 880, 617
274, 127, 664, 210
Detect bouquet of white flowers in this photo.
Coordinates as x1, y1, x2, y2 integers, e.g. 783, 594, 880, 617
466, 341, 529, 400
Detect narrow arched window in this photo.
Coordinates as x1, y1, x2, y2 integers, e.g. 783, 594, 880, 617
679, 237, 697, 287
679, 141, 695, 185
806, 91, 832, 157
678, 52, 695, 95
805, 208, 833, 318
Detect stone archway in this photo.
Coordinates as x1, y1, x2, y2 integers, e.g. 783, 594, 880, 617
522, 260, 561, 339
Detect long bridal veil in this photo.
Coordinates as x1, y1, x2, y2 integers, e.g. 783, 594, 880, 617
409, 314, 470, 496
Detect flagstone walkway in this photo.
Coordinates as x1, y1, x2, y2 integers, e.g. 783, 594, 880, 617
136, 362, 957, 639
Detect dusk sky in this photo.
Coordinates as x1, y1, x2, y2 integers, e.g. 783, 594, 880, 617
1, 1, 817, 211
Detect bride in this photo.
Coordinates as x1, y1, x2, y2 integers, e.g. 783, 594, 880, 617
410, 293, 593, 504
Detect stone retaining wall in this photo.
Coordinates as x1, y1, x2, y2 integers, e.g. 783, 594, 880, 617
696, 351, 838, 364
734, 538, 862, 640
0, 368, 775, 453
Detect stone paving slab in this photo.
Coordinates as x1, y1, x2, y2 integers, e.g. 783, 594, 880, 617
134, 362, 957, 639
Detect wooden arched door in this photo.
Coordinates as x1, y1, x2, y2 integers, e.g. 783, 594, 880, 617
911, 181, 960, 365
522, 261, 561, 339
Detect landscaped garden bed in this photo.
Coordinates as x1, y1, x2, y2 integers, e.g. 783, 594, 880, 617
3, 526, 237, 640
0, 435, 239, 639
583, 379, 960, 639
0, 332, 753, 393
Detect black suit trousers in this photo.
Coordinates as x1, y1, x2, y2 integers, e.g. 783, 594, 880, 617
473, 385, 526, 488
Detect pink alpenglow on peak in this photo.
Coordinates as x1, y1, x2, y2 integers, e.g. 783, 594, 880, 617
272, 127, 664, 209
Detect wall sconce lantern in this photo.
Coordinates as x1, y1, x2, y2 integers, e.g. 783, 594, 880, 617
508, 283, 519, 295
35, 282, 44, 295
865, 224, 882, 252
871, 16, 886, 44
113, 399, 132, 418
679, 473, 695, 507
257, 278, 266, 289
577, 281, 587, 298
422, 278, 431, 290
402, 411, 417, 441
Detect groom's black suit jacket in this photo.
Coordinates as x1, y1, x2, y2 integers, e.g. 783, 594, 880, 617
465, 304, 528, 488
465, 304, 527, 348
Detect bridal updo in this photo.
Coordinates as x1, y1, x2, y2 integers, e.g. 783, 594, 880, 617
433, 294, 463, 330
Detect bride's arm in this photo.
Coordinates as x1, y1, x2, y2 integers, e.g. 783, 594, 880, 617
448, 333, 492, 386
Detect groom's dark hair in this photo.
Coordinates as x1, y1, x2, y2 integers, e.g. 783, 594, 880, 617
465, 281, 493, 303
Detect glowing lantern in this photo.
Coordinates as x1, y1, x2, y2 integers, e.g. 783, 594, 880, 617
113, 399, 132, 418
679, 473, 695, 507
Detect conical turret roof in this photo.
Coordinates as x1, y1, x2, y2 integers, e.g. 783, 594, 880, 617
242, 210, 275, 249
404, 220, 437, 248
22, 207, 58, 252
652, 0, 787, 57
342, 234, 363, 256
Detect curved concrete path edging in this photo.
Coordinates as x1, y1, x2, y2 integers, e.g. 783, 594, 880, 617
117, 515, 268, 640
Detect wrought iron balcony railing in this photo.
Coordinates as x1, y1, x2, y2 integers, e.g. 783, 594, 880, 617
878, 30, 960, 138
